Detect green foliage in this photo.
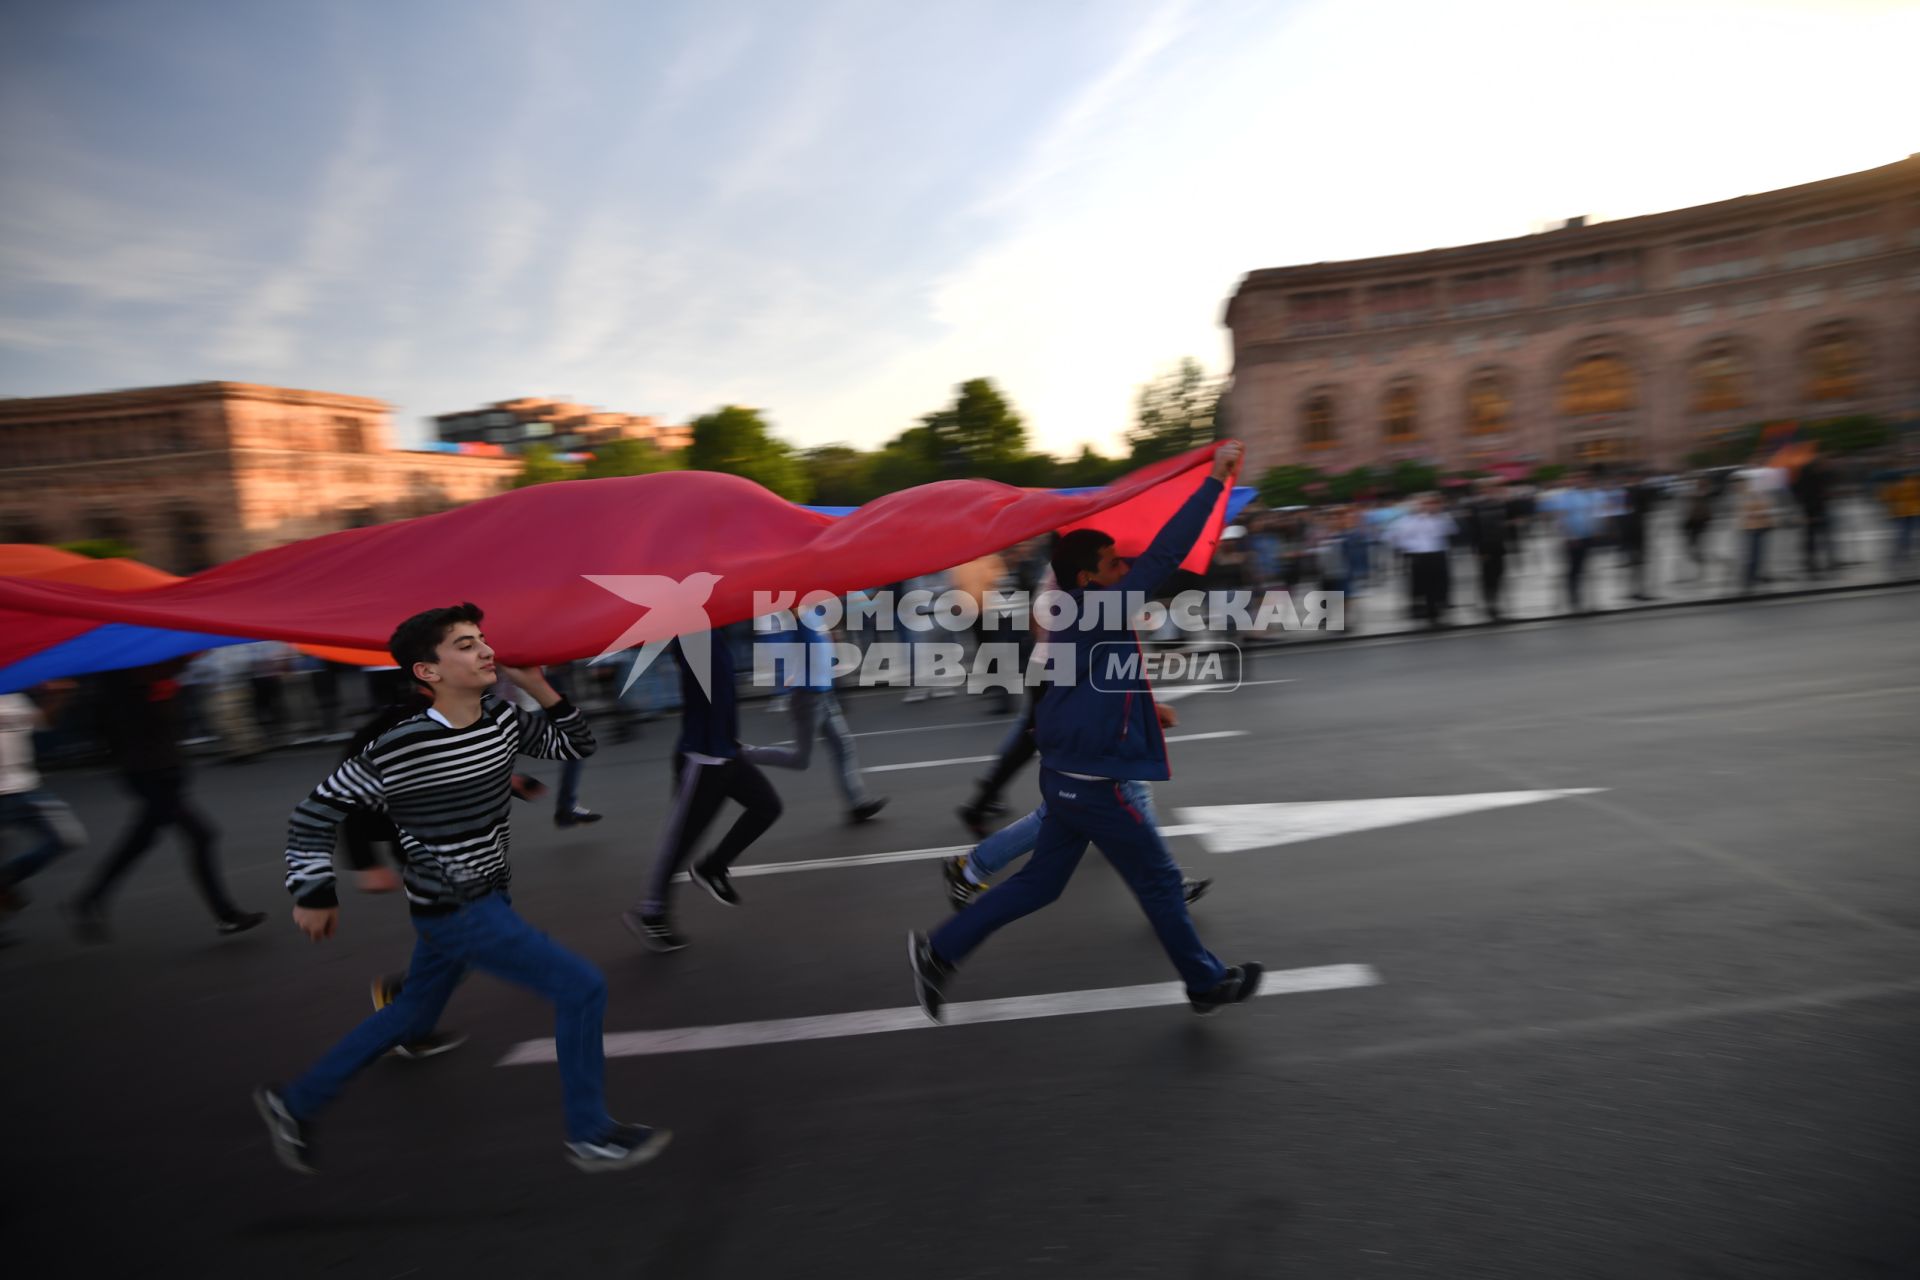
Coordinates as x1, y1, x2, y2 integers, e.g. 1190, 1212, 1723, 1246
509, 444, 579, 489
800, 445, 876, 507
1058, 445, 1128, 488
1258, 465, 1325, 508
688, 405, 813, 502
1327, 466, 1378, 503
919, 379, 1030, 479
868, 426, 944, 496
1387, 460, 1440, 496
56, 538, 137, 560
1127, 358, 1219, 466
1530, 463, 1569, 486
581, 438, 684, 480
1805, 414, 1891, 455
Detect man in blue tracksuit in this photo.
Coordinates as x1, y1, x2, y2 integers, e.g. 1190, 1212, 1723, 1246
909, 442, 1263, 1020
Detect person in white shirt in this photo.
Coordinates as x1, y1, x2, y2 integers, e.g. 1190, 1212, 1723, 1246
0, 684, 86, 920
1389, 494, 1457, 628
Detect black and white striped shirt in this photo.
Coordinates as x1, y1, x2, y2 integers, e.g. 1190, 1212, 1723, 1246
284, 695, 595, 913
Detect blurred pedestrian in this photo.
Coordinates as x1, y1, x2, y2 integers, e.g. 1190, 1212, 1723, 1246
1793, 453, 1836, 577
1543, 470, 1605, 614
1462, 480, 1510, 622
1880, 469, 1920, 567
67, 659, 265, 940
1679, 475, 1716, 583
1739, 473, 1777, 591
1389, 493, 1455, 628
0, 682, 86, 927
743, 603, 887, 825
1621, 469, 1662, 601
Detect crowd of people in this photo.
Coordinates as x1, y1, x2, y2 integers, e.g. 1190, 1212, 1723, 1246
5, 444, 1264, 1178
1206, 454, 1920, 632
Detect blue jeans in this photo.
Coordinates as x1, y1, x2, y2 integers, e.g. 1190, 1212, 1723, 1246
0, 788, 85, 886
282, 894, 612, 1142
932, 769, 1227, 994
968, 784, 1159, 881
740, 689, 870, 807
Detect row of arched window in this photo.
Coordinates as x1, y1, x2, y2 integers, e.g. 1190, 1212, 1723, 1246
1296, 321, 1879, 450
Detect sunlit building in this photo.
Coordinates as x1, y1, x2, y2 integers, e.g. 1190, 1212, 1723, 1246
1224, 156, 1920, 473
0, 382, 517, 572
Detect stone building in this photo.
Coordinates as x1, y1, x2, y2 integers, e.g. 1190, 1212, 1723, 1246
0, 382, 517, 572
432, 395, 692, 456
1224, 156, 1920, 474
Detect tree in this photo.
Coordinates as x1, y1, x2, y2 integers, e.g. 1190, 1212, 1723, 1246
867, 426, 944, 496
800, 445, 876, 507
509, 443, 580, 489
57, 538, 137, 560
1327, 465, 1378, 503
1058, 445, 1127, 488
1258, 464, 1325, 508
1127, 358, 1219, 466
919, 378, 1030, 480
687, 405, 813, 502
1387, 460, 1440, 496
581, 438, 683, 480
1807, 414, 1892, 455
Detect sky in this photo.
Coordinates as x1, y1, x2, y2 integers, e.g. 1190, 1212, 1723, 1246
2, 0, 1915, 457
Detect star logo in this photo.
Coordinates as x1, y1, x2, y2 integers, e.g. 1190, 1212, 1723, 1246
583, 572, 725, 696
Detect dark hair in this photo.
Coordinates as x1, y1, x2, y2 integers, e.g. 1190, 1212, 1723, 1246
388, 603, 485, 682
1051, 529, 1114, 589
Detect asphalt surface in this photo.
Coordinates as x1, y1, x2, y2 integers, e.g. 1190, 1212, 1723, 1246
3, 587, 1918, 1279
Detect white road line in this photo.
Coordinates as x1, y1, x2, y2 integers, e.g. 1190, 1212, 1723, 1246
682, 843, 974, 880
498, 964, 1381, 1064
863, 730, 1248, 773
1158, 678, 1296, 703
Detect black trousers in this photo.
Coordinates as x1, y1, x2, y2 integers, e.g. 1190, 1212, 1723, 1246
971, 688, 1043, 810
1476, 549, 1506, 619
82, 768, 239, 919
642, 756, 782, 913
1564, 538, 1593, 611
1408, 551, 1450, 625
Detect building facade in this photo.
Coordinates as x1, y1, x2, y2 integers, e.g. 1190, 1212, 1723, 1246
432, 395, 693, 456
1224, 156, 1920, 474
0, 382, 517, 572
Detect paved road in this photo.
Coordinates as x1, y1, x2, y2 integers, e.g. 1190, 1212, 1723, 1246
4, 588, 1918, 1279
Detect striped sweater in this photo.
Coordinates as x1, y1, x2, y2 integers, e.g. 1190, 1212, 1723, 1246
284, 695, 596, 912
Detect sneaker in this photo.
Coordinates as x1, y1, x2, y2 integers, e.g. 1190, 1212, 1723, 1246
555, 807, 603, 828
565, 1123, 672, 1173
1189, 963, 1265, 1016
66, 899, 109, 943
1181, 877, 1213, 906
391, 1030, 469, 1060
688, 860, 740, 907
943, 856, 988, 912
907, 931, 953, 1023
370, 972, 405, 1011
623, 909, 686, 952
253, 1085, 316, 1174
849, 797, 888, 824
218, 910, 268, 936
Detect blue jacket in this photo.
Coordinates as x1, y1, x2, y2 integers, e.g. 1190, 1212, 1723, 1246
1034, 476, 1222, 781
674, 629, 739, 758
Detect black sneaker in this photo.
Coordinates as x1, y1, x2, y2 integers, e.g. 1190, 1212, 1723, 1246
1181, 877, 1213, 906
253, 1085, 315, 1174
956, 804, 989, 841
1189, 963, 1264, 1016
689, 860, 740, 907
391, 1030, 469, 1060
219, 910, 267, 936
565, 1123, 672, 1173
943, 856, 988, 912
555, 807, 603, 828
907, 931, 953, 1023
849, 797, 888, 824
623, 909, 686, 952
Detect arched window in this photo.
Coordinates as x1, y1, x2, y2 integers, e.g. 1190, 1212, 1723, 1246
1465, 371, 1512, 435
1689, 344, 1752, 414
1382, 383, 1418, 442
1557, 355, 1635, 416
1302, 394, 1338, 448
1803, 326, 1867, 402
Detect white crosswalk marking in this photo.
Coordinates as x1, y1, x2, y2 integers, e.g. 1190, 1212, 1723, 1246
498, 964, 1382, 1063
